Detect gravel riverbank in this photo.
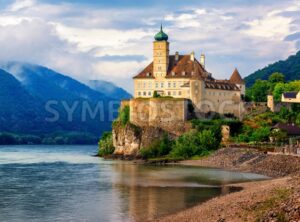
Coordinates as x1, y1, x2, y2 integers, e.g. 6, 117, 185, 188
154, 148, 300, 222
180, 148, 300, 178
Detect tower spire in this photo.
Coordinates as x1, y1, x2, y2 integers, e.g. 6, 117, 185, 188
154, 23, 168, 41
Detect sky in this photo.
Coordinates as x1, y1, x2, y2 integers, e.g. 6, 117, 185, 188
0, 0, 300, 93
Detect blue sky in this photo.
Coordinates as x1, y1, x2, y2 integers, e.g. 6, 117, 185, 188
0, 0, 299, 92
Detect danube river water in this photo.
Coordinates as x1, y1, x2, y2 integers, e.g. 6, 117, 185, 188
0, 145, 268, 222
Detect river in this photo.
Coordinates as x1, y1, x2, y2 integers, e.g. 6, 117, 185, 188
0, 145, 268, 222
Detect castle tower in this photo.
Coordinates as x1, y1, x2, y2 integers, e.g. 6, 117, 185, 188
200, 53, 205, 68
229, 68, 245, 95
153, 25, 169, 79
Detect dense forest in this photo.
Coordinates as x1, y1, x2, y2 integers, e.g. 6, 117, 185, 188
245, 51, 300, 87
246, 72, 300, 102
0, 132, 98, 145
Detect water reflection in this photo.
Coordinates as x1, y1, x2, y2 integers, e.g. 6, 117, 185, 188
0, 146, 268, 222
110, 163, 247, 221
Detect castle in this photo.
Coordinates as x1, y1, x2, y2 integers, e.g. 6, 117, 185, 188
132, 26, 245, 118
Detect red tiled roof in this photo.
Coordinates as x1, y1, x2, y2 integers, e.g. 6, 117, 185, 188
229, 68, 244, 84
133, 55, 212, 79
204, 80, 240, 91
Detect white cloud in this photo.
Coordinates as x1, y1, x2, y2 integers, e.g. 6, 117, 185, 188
0, 15, 32, 26
243, 11, 293, 39
54, 23, 152, 52
8, 0, 35, 12
0, 0, 299, 93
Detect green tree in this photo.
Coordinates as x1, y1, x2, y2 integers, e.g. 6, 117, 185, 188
0, 133, 18, 145
98, 132, 114, 157
249, 127, 271, 142
140, 134, 172, 159
273, 81, 300, 102
153, 91, 160, 98
170, 130, 219, 159
119, 105, 130, 126
273, 82, 286, 102
268, 72, 285, 83
246, 80, 270, 102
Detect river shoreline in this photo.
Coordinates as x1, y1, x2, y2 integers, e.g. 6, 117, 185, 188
154, 148, 300, 222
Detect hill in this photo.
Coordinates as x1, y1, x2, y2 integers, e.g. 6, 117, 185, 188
244, 51, 300, 87
88, 80, 131, 100
0, 62, 129, 139
0, 69, 45, 133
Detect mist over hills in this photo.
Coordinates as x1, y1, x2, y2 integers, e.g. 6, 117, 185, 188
0, 62, 129, 138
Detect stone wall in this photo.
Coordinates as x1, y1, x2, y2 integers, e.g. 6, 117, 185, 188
129, 98, 191, 135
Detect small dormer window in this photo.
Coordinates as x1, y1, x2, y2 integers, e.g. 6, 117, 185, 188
191, 71, 194, 75
172, 71, 176, 76
182, 71, 185, 76
146, 72, 150, 77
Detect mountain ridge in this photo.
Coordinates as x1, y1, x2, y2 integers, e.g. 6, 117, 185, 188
0, 62, 129, 137
244, 51, 300, 87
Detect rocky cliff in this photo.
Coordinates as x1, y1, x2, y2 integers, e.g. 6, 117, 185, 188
112, 122, 179, 157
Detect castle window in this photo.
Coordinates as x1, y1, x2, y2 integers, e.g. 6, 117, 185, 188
143, 91, 146, 96
178, 91, 182, 96
148, 91, 152, 96
168, 82, 171, 88
138, 82, 141, 89
149, 82, 152, 88
143, 82, 146, 88
138, 91, 141, 96
173, 82, 176, 87
168, 91, 171, 96
173, 91, 176, 96
155, 82, 158, 88
158, 66, 161, 71
161, 82, 164, 88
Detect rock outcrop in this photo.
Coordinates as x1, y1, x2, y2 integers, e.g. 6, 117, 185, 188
112, 122, 177, 157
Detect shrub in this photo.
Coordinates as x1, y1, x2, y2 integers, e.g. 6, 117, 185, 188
119, 105, 130, 126
140, 134, 172, 159
98, 132, 115, 157
153, 91, 160, 98
250, 127, 271, 142
270, 129, 288, 143
170, 130, 219, 159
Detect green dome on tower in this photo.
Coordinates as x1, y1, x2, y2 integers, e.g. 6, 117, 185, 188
154, 24, 168, 41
